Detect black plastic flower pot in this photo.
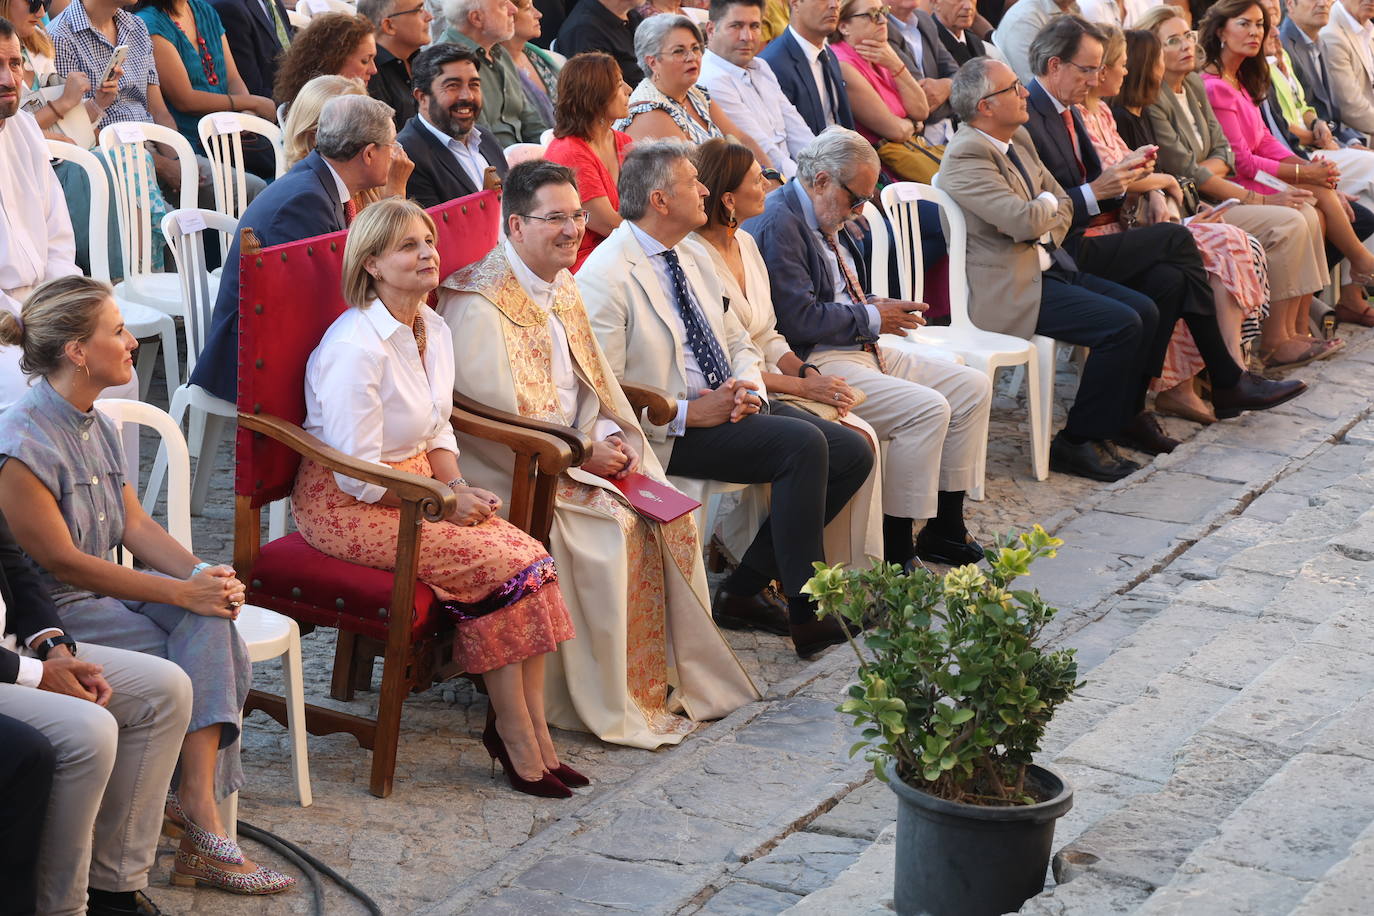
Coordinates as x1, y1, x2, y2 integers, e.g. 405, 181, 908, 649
886, 761, 1073, 916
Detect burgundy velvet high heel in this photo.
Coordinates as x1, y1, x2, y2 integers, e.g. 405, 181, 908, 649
481, 721, 572, 799
549, 763, 590, 788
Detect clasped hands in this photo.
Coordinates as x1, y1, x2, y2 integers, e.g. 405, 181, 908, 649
446, 484, 503, 528
582, 435, 641, 479
686, 379, 765, 427
180, 564, 247, 619
35, 640, 111, 707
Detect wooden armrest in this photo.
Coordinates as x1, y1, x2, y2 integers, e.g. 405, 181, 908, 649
451, 390, 592, 465
449, 406, 583, 475
621, 383, 676, 426
238, 412, 456, 522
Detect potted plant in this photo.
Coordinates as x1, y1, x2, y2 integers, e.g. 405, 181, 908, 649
803, 526, 1081, 916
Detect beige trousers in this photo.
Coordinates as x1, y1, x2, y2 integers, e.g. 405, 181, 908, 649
808, 347, 992, 520
0, 644, 191, 915
1225, 202, 1327, 300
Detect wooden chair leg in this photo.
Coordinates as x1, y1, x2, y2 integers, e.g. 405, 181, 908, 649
368, 653, 408, 798
351, 639, 375, 692
331, 630, 359, 702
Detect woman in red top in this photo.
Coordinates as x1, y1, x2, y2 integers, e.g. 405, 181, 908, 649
544, 53, 633, 272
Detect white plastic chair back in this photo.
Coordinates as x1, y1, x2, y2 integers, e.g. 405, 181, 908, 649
94, 399, 192, 551
298, 0, 356, 14
286, 7, 310, 27
503, 142, 547, 166
198, 112, 286, 219
881, 181, 973, 327
161, 209, 239, 375
683, 7, 709, 25
539, 127, 554, 145
860, 200, 890, 296
46, 140, 111, 283
98, 122, 198, 282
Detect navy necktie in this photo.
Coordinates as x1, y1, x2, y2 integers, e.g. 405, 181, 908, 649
661, 249, 731, 388
1006, 145, 1078, 273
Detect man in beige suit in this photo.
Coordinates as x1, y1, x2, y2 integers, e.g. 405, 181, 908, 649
937, 56, 1158, 482
578, 139, 873, 659
1322, 0, 1374, 137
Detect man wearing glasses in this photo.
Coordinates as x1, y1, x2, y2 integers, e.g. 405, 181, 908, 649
746, 126, 994, 571
991, 0, 1080, 83
359, 0, 434, 130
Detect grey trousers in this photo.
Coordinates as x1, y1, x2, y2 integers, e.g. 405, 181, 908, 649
0, 645, 191, 916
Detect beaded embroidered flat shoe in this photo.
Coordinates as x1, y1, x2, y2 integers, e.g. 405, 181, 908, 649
164, 795, 244, 866
170, 850, 295, 895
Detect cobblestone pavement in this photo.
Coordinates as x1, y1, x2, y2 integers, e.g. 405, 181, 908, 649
125, 326, 1371, 914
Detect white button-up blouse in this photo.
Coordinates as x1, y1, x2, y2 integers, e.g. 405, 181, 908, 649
303, 299, 459, 503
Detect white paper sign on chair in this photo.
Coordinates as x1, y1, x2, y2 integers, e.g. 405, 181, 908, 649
177, 210, 208, 234
113, 122, 145, 145
210, 113, 241, 136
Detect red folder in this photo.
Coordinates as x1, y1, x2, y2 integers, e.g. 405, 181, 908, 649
607, 472, 701, 523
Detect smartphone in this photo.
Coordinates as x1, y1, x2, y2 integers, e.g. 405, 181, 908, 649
99, 45, 127, 86
1208, 197, 1242, 215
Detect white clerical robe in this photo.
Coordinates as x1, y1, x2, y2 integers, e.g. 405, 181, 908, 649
438, 243, 760, 749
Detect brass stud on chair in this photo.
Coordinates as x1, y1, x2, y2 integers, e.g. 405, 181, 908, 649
335, 598, 346, 610
251, 579, 262, 589
280, 252, 288, 262
254, 304, 263, 314
290, 587, 302, 599
255, 359, 264, 369
307, 245, 313, 256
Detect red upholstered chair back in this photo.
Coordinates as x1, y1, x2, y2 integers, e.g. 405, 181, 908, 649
236, 191, 501, 507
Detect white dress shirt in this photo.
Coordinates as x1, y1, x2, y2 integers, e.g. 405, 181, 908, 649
789, 26, 836, 127
700, 50, 815, 178
1330, 0, 1374, 84
1, 592, 54, 688
504, 240, 623, 442
303, 299, 460, 503
0, 109, 80, 409
975, 128, 1058, 272
1035, 80, 1101, 216
418, 110, 490, 189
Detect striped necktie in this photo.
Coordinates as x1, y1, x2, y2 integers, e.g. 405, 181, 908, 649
662, 249, 731, 388
822, 233, 887, 373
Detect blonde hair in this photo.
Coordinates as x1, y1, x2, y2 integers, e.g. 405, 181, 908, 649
1134, 4, 1187, 33
1100, 23, 1125, 68
0, 276, 112, 377
283, 75, 368, 167
341, 198, 439, 308
24, 24, 54, 59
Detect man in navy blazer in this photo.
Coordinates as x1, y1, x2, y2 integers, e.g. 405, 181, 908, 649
758, 0, 854, 134
744, 127, 993, 571
397, 43, 509, 209
210, 0, 294, 100
190, 96, 402, 403
1022, 15, 1283, 456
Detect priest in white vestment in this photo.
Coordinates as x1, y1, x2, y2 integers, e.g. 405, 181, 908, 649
438, 160, 760, 749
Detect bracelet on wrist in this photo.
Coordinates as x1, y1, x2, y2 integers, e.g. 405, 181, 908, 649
445, 477, 468, 490
798, 362, 821, 378
227, 94, 237, 112
190, 561, 214, 578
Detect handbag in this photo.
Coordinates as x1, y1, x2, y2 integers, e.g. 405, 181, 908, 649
876, 135, 945, 185
773, 387, 868, 423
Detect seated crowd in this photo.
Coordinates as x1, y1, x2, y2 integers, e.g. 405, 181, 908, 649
2, 0, 1369, 909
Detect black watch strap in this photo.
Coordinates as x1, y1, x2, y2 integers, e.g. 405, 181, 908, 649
37, 634, 77, 660
799, 362, 821, 378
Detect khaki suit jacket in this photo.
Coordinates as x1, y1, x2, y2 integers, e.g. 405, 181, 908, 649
1320, 16, 1374, 137
934, 124, 1074, 339
577, 222, 766, 466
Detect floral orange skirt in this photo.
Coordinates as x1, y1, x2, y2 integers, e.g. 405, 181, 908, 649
291, 453, 574, 674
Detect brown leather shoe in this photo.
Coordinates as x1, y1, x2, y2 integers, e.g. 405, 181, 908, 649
1211, 371, 1307, 419
790, 615, 851, 659
1114, 411, 1180, 455
712, 587, 791, 636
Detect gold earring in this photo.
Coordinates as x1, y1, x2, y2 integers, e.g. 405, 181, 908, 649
726, 208, 738, 229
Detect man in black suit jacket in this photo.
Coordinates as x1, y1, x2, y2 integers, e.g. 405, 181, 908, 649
758, 0, 854, 134
0, 514, 191, 916
932, 0, 988, 65
397, 42, 509, 209
1023, 15, 1300, 454
191, 95, 404, 403
210, 0, 295, 100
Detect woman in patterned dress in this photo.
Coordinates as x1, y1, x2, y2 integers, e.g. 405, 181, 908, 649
290, 198, 582, 798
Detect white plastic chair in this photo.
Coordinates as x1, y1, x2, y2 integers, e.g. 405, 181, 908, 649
682, 6, 709, 25
879, 181, 1049, 489
99, 123, 199, 326
198, 112, 286, 220
142, 209, 241, 517
94, 397, 312, 838
538, 127, 554, 145
286, 7, 310, 27
297, 0, 356, 14
503, 142, 547, 166
46, 140, 181, 403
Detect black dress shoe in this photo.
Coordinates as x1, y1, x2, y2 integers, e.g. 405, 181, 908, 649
1114, 411, 1180, 455
790, 615, 851, 659
911, 529, 985, 567
1050, 432, 1141, 482
712, 587, 791, 636
1211, 371, 1307, 419
88, 889, 162, 916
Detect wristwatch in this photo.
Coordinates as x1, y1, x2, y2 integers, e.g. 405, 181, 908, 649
36, 634, 78, 660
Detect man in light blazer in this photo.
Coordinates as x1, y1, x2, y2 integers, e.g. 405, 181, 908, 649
938, 58, 1158, 483
578, 140, 872, 659
397, 43, 509, 209
758, 0, 855, 134
1321, 0, 1374, 138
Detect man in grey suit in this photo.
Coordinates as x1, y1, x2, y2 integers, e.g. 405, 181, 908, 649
887, 0, 960, 144
1282, 0, 1370, 146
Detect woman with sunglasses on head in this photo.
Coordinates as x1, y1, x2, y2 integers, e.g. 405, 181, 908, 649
830, 0, 943, 182
1199, 0, 1374, 357
1138, 3, 1336, 370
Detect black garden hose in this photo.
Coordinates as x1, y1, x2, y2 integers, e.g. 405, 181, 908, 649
237, 820, 384, 916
